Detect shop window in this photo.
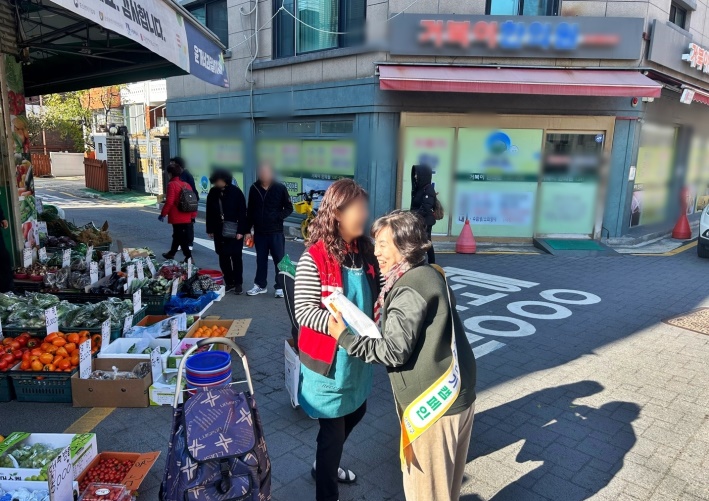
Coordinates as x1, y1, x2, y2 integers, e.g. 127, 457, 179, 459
178, 124, 199, 137
188, 1, 228, 46
669, 3, 688, 29
288, 121, 316, 134
486, 0, 559, 16
257, 123, 285, 135
273, 0, 366, 58
321, 120, 354, 134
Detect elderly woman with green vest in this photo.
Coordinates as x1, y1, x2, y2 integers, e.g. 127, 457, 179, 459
328, 210, 477, 501
294, 179, 381, 501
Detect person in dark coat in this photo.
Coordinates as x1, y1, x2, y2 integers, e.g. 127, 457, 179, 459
410, 164, 437, 264
246, 163, 294, 298
206, 170, 248, 294
170, 157, 199, 201
0, 205, 14, 293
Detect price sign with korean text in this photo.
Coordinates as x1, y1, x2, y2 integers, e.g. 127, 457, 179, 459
79, 339, 92, 379
36, 221, 48, 246
89, 261, 99, 284
170, 319, 179, 350
187, 258, 193, 279
86, 245, 94, 266
0, 317, 3, 342
127, 265, 135, 289
23, 248, 32, 267
101, 319, 111, 353
122, 249, 130, 262
137, 260, 145, 280
62, 249, 71, 268
147, 259, 156, 277
150, 347, 162, 382
36, 197, 44, 214
123, 315, 134, 333
39, 247, 47, 262
115, 253, 122, 273
45, 306, 59, 335
104, 254, 113, 276
133, 290, 142, 313
48, 446, 72, 501
171, 278, 181, 297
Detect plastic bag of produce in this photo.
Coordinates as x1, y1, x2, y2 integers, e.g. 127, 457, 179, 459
123, 312, 187, 339
165, 291, 218, 315
278, 254, 297, 276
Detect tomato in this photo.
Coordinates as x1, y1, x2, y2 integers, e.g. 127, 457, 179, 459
26, 338, 39, 349
52, 338, 67, 347
22, 351, 31, 362
43, 364, 56, 372
30, 360, 43, 371
39, 353, 54, 365
70, 355, 80, 367
67, 333, 80, 344
1, 354, 13, 364
7, 340, 20, 350
1, 338, 12, 346
20, 360, 30, 370
0, 360, 7, 371
40, 343, 53, 352
30, 348, 43, 357
15, 336, 27, 347
64, 343, 76, 354
55, 347, 69, 358
12, 350, 23, 360
45, 333, 58, 342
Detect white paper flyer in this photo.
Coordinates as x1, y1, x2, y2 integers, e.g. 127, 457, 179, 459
323, 291, 382, 339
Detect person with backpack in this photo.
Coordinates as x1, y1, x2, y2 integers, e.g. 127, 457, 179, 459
159, 163, 198, 262
411, 164, 438, 264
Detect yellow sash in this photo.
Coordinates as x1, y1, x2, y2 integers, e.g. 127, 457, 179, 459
399, 264, 461, 466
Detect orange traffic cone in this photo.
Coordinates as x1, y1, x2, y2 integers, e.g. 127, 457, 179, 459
456, 219, 477, 254
672, 187, 692, 240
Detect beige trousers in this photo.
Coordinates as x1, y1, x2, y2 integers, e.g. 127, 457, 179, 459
402, 403, 475, 501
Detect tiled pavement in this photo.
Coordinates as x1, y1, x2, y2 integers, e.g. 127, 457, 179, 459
2, 199, 709, 500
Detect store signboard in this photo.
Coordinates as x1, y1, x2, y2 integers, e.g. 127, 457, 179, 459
180, 138, 244, 199
401, 127, 456, 234
389, 15, 644, 60
648, 20, 709, 86
454, 128, 543, 237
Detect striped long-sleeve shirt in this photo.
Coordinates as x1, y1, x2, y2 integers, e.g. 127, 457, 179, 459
293, 252, 331, 335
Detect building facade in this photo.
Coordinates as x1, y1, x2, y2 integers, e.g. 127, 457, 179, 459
166, 0, 709, 241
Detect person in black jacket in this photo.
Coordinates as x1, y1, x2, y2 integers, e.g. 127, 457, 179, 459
0, 204, 14, 293
206, 170, 248, 294
410, 164, 437, 264
246, 163, 294, 298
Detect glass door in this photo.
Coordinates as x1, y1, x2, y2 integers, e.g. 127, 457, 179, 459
535, 131, 605, 236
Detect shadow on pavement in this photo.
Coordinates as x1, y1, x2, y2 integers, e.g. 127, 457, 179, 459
463, 381, 640, 501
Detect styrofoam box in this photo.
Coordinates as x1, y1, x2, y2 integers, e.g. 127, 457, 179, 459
0, 433, 97, 481
0, 480, 79, 499
214, 286, 226, 302
149, 373, 184, 406
97, 338, 171, 371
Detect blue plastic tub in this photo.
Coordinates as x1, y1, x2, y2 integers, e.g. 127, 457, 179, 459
185, 351, 230, 372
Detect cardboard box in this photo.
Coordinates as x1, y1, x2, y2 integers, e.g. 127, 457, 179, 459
185, 318, 251, 339
97, 338, 171, 371
71, 359, 152, 408
166, 338, 215, 369
149, 373, 184, 406
284, 339, 300, 408
0, 433, 97, 481
0, 479, 80, 500
75, 451, 160, 493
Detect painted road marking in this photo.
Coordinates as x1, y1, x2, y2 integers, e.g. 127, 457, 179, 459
193, 237, 300, 263
631, 240, 697, 256
64, 407, 115, 434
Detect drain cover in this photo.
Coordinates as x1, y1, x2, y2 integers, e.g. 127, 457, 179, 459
663, 308, 709, 336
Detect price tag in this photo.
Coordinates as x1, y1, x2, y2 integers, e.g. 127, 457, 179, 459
171, 278, 181, 297
36, 221, 48, 247
115, 253, 122, 273
0, 317, 4, 342
133, 289, 142, 313
45, 306, 59, 335
137, 260, 145, 280
123, 315, 134, 333
127, 264, 135, 289
147, 259, 156, 278
170, 319, 179, 350
187, 258, 193, 279
79, 339, 92, 379
150, 347, 162, 382
100, 319, 111, 353
36, 197, 44, 214
104, 254, 112, 276
62, 249, 71, 268
86, 245, 94, 266
39, 247, 47, 262
89, 261, 99, 284
122, 249, 130, 262
22, 248, 32, 267
48, 446, 72, 501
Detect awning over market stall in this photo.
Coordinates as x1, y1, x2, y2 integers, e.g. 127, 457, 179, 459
378, 65, 663, 98
15, 0, 229, 96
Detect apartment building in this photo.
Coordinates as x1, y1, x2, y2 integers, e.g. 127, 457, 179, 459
166, 0, 709, 241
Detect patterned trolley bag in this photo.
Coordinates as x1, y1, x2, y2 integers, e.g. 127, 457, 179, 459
160, 338, 272, 501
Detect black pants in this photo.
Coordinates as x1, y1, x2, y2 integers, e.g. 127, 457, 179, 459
218, 245, 243, 287
168, 223, 193, 259
316, 402, 367, 501
426, 226, 436, 264
254, 233, 285, 290
0, 238, 13, 293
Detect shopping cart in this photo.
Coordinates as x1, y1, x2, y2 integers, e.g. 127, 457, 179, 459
160, 338, 272, 501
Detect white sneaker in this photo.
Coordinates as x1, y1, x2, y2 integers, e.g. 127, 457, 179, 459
246, 285, 267, 296
274, 289, 284, 298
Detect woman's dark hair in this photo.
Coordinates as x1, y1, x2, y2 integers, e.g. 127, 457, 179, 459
166, 164, 181, 178
371, 210, 431, 265
306, 179, 372, 263
209, 169, 232, 185
169, 157, 185, 169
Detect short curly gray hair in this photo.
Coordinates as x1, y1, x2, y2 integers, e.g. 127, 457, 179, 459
371, 210, 432, 265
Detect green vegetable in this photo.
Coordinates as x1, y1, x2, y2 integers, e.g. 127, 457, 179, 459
127, 344, 137, 354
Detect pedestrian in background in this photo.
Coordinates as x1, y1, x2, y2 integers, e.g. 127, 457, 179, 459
206, 169, 248, 295
160, 164, 197, 263
410, 164, 437, 264
328, 210, 477, 501
246, 163, 293, 298
294, 179, 380, 501
170, 156, 198, 249
0, 205, 14, 293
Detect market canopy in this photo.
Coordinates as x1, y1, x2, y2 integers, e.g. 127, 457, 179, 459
16, 0, 229, 96
378, 65, 663, 98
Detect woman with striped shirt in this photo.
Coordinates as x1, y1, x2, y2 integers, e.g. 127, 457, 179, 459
294, 179, 380, 501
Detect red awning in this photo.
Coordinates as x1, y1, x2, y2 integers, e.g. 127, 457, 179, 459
378, 66, 663, 98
